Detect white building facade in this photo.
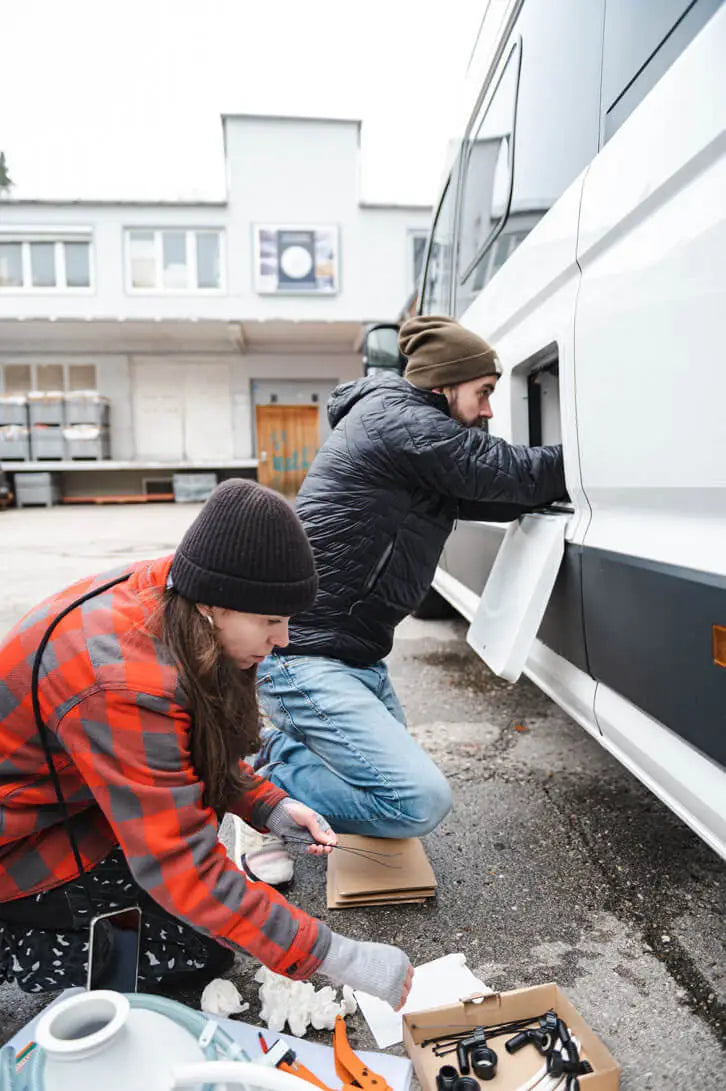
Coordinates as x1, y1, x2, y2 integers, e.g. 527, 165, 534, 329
0, 115, 430, 497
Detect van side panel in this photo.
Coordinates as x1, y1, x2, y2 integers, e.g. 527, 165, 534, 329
575, 10, 726, 763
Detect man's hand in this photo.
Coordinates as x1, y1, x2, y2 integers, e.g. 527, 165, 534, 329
266, 797, 338, 856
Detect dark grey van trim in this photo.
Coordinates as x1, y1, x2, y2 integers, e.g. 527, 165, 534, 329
441, 521, 725, 766
537, 543, 589, 675
582, 547, 726, 768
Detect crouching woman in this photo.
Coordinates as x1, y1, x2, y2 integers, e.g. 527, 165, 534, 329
0, 480, 412, 1007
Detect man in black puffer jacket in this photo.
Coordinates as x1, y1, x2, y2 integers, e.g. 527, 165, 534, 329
242, 315, 565, 884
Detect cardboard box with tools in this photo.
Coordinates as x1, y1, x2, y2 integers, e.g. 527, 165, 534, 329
402, 986, 620, 1090
326, 834, 436, 909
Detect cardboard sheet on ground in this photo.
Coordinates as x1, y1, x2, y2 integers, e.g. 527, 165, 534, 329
327, 834, 436, 908
4, 987, 413, 1091
354, 952, 492, 1049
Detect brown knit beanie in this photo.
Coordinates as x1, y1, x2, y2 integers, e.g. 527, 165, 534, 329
400, 315, 500, 390
170, 479, 318, 615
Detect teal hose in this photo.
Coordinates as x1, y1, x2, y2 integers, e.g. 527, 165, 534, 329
1, 1044, 20, 1091
22, 991, 250, 1091
127, 992, 249, 1062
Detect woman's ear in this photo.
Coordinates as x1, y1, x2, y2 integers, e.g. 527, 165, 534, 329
195, 603, 215, 627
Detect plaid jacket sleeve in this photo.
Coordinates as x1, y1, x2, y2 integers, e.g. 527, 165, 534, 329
228, 762, 287, 830
56, 687, 331, 979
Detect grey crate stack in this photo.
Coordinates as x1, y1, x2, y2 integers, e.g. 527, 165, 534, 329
63, 391, 111, 460
28, 392, 65, 460
15, 471, 61, 508
0, 396, 31, 460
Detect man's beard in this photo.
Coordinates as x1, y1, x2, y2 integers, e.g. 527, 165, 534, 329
449, 389, 482, 428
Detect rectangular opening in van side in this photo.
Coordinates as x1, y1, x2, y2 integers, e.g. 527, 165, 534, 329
510, 342, 562, 447
527, 361, 560, 446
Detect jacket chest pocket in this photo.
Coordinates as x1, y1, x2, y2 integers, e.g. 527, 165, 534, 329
361, 538, 396, 597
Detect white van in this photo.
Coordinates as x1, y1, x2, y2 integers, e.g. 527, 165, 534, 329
365, 0, 726, 858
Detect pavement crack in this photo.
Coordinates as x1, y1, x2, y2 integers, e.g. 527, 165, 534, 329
540, 779, 726, 1043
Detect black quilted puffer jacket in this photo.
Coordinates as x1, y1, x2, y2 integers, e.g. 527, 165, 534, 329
287, 373, 565, 665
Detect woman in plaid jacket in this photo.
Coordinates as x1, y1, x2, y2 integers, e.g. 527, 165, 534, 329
0, 480, 412, 1008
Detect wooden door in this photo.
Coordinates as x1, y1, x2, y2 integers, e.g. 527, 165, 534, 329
256, 404, 320, 496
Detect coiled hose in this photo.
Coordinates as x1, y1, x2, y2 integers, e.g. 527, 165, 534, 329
17, 991, 250, 1091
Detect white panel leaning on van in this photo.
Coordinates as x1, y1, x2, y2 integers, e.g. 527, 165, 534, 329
414, 0, 726, 858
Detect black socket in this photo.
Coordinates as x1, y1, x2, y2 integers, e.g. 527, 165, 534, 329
453, 1078, 479, 1091
470, 1045, 497, 1081
436, 1065, 459, 1091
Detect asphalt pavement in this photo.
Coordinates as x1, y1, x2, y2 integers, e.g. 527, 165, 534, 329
0, 505, 724, 1088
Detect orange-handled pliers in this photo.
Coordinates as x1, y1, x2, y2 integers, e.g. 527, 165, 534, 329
333, 1015, 393, 1091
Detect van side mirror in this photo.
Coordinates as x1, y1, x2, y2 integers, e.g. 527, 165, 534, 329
363, 323, 405, 377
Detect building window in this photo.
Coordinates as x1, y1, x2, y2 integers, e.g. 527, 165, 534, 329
0, 243, 23, 287
0, 238, 91, 290
2, 364, 32, 394
1, 362, 98, 394
126, 229, 223, 291
36, 364, 64, 391
68, 363, 98, 390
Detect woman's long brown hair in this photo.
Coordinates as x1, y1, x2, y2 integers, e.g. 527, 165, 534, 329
157, 587, 261, 815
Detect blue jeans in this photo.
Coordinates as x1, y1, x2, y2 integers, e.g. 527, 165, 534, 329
256, 653, 452, 838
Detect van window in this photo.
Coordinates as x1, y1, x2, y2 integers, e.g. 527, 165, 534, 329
455, 0, 604, 316
601, 0, 721, 142
420, 176, 456, 315
456, 44, 519, 287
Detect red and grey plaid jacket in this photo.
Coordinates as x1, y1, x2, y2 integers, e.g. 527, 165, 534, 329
0, 555, 330, 979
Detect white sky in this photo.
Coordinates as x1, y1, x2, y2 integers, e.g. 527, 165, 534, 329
2, 0, 484, 207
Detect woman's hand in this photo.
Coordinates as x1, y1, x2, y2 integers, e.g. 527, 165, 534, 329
395, 961, 415, 1010
283, 800, 338, 855
319, 933, 414, 1010
266, 797, 338, 856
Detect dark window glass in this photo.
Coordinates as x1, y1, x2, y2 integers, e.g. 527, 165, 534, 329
455, 0, 604, 315
420, 177, 456, 315
412, 234, 428, 291
457, 44, 519, 288
602, 0, 721, 141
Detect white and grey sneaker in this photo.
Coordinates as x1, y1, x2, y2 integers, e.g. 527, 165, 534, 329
219, 813, 294, 886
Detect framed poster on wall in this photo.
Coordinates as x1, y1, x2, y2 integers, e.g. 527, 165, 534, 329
253, 224, 339, 294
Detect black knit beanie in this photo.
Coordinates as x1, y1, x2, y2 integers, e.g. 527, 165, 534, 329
170, 479, 318, 615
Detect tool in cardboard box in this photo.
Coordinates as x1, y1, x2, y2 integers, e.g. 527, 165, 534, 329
454, 1028, 498, 1081
419, 1012, 591, 1091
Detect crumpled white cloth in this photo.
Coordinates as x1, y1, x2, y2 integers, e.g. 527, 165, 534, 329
255, 966, 357, 1036
200, 977, 251, 1016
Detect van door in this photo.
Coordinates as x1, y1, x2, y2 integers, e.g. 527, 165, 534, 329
429, 0, 604, 718
575, 6, 726, 802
